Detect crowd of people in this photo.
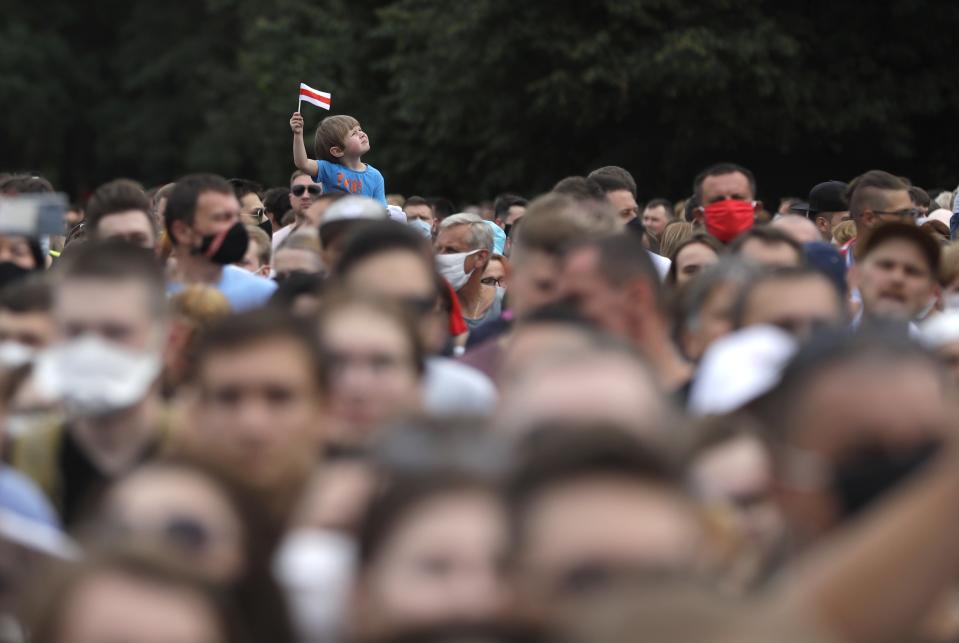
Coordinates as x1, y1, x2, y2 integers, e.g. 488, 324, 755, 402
2, 108, 959, 643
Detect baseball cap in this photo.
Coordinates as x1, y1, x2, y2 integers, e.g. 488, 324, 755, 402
803, 242, 847, 296
791, 181, 849, 216
320, 196, 388, 228
319, 196, 389, 246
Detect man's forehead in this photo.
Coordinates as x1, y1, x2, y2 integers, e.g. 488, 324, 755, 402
864, 238, 929, 266
701, 172, 753, 201
291, 175, 314, 188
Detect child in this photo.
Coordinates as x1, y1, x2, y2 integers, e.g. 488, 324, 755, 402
290, 112, 387, 205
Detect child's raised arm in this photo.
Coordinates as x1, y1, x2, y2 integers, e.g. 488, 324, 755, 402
290, 112, 319, 179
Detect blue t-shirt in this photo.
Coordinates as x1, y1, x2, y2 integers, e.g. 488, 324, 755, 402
168, 265, 277, 312
0, 467, 60, 529
314, 160, 386, 205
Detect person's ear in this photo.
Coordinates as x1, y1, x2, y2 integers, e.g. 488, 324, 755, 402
693, 206, 705, 225
471, 249, 491, 272
815, 216, 830, 234
257, 264, 271, 278
753, 200, 764, 214
330, 146, 345, 159
861, 210, 876, 229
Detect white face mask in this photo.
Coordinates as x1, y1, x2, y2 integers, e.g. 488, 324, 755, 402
274, 529, 356, 643
435, 250, 480, 291
33, 335, 161, 417
408, 218, 433, 239
944, 293, 959, 311
0, 340, 35, 369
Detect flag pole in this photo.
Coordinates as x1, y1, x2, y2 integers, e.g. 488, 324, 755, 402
297, 95, 302, 114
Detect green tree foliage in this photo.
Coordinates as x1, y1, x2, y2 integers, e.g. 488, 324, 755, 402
2, 0, 958, 202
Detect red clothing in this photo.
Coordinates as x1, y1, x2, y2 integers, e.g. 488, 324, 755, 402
445, 280, 468, 336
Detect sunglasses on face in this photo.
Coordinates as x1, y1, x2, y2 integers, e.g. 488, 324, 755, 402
291, 184, 322, 197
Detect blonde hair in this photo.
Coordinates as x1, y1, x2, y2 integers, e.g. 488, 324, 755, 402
170, 286, 231, 328
660, 221, 695, 260
245, 225, 271, 267
314, 114, 360, 163
832, 220, 857, 246
279, 228, 322, 254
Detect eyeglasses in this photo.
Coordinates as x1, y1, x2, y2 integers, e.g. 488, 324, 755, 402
246, 207, 265, 220
291, 184, 322, 197
873, 208, 922, 219
481, 277, 505, 288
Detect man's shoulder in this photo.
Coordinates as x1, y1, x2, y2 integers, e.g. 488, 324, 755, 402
218, 266, 277, 311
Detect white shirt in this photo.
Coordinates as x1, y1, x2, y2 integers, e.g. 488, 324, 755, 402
648, 251, 671, 281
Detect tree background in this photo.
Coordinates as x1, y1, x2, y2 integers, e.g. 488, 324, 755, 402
2, 0, 958, 205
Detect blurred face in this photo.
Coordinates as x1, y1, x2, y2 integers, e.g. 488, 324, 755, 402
736, 238, 801, 268
235, 241, 268, 276
239, 193, 264, 226
643, 205, 671, 236
0, 309, 55, 350
303, 197, 334, 227
290, 175, 319, 215
96, 211, 156, 249
481, 258, 506, 289
517, 478, 702, 602
58, 572, 224, 643
194, 337, 324, 488
273, 247, 322, 279
405, 204, 435, 229
561, 246, 629, 338
681, 282, 738, 362
343, 250, 445, 355
359, 491, 507, 633
105, 468, 244, 582
504, 204, 526, 226
498, 355, 665, 438
55, 278, 161, 352
855, 239, 935, 320
173, 190, 240, 251
434, 225, 489, 277
322, 306, 421, 446
740, 276, 843, 339
0, 235, 37, 270
771, 216, 820, 245
689, 436, 783, 553
607, 190, 639, 223
674, 243, 719, 288
508, 249, 562, 318
777, 359, 946, 545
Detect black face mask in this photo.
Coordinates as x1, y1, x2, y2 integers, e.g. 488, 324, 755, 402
195, 222, 249, 265
832, 439, 941, 518
503, 223, 512, 238
0, 261, 31, 290
625, 216, 646, 237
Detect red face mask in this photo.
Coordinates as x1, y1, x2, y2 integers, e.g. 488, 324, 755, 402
703, 199, 756, 243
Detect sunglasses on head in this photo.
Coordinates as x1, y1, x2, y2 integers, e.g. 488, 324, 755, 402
291, 184, 322, 197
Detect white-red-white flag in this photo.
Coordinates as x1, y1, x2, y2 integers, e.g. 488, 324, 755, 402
299, 83, 331, 110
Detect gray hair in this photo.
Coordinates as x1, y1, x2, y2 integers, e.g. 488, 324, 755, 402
439, 212, 494, 252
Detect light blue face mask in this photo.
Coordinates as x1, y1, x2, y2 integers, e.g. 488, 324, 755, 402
408, 218, 433, 239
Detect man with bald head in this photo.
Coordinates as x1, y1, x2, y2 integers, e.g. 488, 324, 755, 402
771, 215, 821, 245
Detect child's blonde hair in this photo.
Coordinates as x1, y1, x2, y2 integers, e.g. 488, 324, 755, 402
314, 115, 360, 163
832, 220, 857, 246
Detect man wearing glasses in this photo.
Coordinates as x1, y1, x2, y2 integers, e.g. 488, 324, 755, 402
273, 170, 322, 252
842, 170, 920, 267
